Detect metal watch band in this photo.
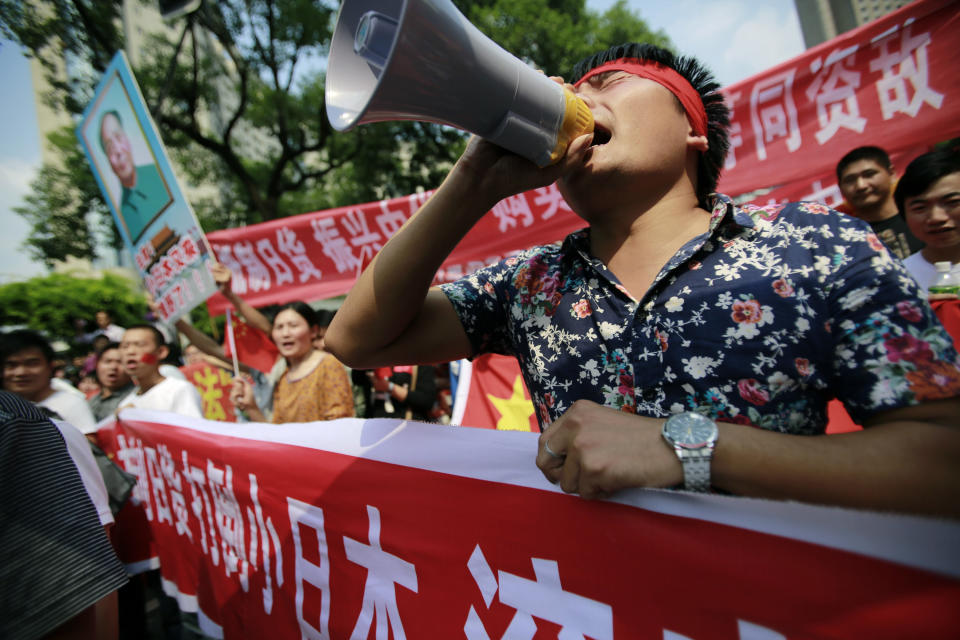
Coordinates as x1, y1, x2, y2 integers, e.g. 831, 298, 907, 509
679, 448, 712, 492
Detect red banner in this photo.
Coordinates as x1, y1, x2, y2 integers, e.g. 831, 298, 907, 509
204, 0, 960, 316
101, 410, 960, 639
716, 0, 960, 196
205, 183, 585, 315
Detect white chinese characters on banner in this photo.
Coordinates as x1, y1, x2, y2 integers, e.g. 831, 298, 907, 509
870, 22, 944, 120
806, 45, 867, 144
465, 544, 613, 640
750, 70, 802, 161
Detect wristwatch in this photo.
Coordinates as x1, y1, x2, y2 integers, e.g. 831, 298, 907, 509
661, 412, 719, 492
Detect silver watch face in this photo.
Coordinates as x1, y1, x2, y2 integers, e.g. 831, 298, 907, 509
664, 412, 718, 449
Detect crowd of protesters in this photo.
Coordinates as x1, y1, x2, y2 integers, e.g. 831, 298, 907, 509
2, 48, 958, 638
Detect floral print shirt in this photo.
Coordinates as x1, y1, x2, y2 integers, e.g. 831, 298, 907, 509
440, 195, 960, 433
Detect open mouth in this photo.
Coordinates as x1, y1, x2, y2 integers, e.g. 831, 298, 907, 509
590, 125, 611, 147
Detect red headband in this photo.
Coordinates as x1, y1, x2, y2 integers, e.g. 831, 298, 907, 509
574, 58, 708, 137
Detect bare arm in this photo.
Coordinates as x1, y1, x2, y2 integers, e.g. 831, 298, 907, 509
326, 132, 593, 369
537, 398, 960, 518
174, 318, 226, 360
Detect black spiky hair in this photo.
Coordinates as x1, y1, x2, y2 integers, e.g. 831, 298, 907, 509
571, 43, 731, 207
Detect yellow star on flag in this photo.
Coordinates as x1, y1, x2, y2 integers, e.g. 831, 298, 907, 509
487, 375, 535, 431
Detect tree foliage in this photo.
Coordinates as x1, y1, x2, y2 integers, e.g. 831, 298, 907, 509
0, 272, 147, 341
2, 0, 670, 265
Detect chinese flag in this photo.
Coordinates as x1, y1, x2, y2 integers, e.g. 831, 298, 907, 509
222, 320, 279, 374
456, 354, 538, 432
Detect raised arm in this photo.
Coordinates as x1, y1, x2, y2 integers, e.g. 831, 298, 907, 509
325, 132, 593, 370
211, 262, 273, 334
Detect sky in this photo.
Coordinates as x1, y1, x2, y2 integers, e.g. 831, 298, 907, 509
0, 0, 806, 284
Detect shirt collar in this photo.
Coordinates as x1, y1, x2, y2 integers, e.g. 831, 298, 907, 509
562, 193, 755, 257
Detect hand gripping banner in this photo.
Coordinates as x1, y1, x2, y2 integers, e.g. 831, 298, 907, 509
100, 410, 960, 639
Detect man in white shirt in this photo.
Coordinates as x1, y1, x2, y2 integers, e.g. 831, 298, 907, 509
896, 149, 960, 294
1, 329, 98, 437
117, 324, 202, 417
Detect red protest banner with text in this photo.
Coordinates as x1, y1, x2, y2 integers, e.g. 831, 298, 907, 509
717, 0, 960, 195
100, 410, 960, 639
205, 185, 584, 316
203, 0, 960, 316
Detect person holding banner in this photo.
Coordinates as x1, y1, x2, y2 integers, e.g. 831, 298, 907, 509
231, 301, 354, 423
326, 43, 960, 517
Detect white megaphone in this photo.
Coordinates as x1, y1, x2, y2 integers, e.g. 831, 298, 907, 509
325, 0, 593, 167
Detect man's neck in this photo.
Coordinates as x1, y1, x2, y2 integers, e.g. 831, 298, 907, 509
24, 384, 56, 404
101, 383, 131, 399
589, 192, 711, 299
135, 371, 165, 394
853, 198, 898, 224
921, 246, 960, 266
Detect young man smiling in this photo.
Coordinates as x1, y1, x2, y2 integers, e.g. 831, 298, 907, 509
836, 146, 923, 259
896, 149, 960, 293
326, 43, 960, 518
1, 329, 98, 436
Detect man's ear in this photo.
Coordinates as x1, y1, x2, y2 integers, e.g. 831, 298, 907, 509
158, 345, 170, 362
688, 132, 709, 152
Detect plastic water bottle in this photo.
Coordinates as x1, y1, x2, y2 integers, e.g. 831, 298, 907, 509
929, 261, 960, 295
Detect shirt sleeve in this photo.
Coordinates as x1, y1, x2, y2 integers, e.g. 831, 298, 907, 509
439, 253, 531, 358
54, 420, 114, 526
68, 395, 99, 434
825, 229, 960, 422
175, 381, 205, 418
0, 392, 128, 639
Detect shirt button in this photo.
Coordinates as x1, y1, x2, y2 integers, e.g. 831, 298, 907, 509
641, 388, 657, 401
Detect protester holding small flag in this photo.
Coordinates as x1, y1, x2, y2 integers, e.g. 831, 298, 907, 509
231, 301, 354, 423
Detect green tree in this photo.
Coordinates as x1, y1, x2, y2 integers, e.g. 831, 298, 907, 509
0, 272, 147, 341
2, 0, 670, 265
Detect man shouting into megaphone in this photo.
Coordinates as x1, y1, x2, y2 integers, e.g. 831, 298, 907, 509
326, 43, 960, 518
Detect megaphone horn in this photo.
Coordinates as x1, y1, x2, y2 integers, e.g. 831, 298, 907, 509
325, 0, 593, 167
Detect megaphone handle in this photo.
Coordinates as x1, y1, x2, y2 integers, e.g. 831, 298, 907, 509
547, 89, 594, 165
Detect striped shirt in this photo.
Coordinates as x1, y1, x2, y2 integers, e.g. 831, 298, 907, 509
0, 391, 128, 640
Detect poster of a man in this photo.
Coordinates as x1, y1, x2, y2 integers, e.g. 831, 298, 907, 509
77, 51, 217, 323
98, 108, 173, 243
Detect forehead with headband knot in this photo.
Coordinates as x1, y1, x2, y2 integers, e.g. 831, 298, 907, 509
574, 58, 708, 138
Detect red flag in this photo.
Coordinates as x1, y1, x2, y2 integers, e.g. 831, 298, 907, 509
180, 361, 237, 422
222, 320, 279, 374
454, 354, 538, 432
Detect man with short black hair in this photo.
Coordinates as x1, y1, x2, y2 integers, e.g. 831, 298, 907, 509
88, 342, 135, 422
117, 324, 202, 418
327, 43, 960, 518
836, 145, 923, 259
896, 148, 960, 291
1, 329, 98, 436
